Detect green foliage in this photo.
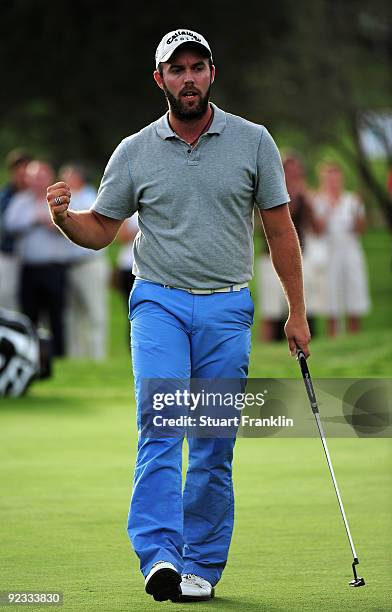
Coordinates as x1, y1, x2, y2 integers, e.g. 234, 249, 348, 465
1, 0, 391, 222
1, 1, 391, 166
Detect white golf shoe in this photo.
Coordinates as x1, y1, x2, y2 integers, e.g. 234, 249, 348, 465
145, 561, 182, 602
179, 573, 215, 601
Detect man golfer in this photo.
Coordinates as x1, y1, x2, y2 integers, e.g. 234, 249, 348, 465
47, 29, 310, 602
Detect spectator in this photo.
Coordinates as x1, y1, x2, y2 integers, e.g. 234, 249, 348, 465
0, 149, 31, 310
59, 164, 109, 361
256, 153, 319, 340
4, 161, 70, 356
313, 162, 371, 336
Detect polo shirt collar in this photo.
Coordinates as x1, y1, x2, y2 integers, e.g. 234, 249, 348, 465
155, 114, 175, 140
208, 104, 227, 135
155, 102, 227, 140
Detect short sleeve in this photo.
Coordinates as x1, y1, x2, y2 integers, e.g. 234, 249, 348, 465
254, 129, 289, 210
92, 140, 137, 220
127, 212, 139, 232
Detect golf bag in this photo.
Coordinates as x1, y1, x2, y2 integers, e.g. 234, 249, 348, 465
0, 308, 52, 397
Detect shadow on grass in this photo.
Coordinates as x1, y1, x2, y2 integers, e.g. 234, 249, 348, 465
183, 597, 285, 611
0, 395, 96, 415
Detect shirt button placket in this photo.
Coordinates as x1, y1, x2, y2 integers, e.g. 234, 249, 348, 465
187, 146, 200, 166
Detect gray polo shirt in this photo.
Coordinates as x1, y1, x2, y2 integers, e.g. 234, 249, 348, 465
92, 103, 289, 288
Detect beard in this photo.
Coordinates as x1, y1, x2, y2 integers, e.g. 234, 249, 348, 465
162, 81, 212, 121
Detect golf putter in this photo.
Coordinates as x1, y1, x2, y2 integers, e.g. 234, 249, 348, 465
296, 347, 365, 587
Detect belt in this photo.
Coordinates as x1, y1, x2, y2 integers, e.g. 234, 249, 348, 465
163, 282, 248, 295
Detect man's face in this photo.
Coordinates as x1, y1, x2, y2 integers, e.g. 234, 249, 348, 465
322, 166, 344, 193
154, 47, 215, 121
284, 159, 304, 185
60, 166, 84, 190
26, 162, 54, 196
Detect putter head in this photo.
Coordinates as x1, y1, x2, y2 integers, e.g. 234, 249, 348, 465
350, 558, 365, 587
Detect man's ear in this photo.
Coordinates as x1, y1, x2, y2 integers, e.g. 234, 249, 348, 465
210, 64, 216, 84
153, 70, 164, 90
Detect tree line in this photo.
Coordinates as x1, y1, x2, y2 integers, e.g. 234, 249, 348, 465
1, 0, 391, 225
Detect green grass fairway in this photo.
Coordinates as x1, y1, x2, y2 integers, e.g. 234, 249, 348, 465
1, 329, 391, 611
1, 228, 391, 610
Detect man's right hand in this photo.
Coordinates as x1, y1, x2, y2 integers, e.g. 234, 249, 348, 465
47, 181, 72, 225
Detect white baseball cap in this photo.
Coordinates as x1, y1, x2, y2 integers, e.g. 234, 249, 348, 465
155, 29, 212, 69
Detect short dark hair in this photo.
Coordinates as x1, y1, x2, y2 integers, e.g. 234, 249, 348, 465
5, 149, 31, 170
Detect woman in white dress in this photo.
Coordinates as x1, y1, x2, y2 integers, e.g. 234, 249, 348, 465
313, 162, 371, 336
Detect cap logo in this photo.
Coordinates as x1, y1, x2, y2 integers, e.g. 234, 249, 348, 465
166, 30, 202, 45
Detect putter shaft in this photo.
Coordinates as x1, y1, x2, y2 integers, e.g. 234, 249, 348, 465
296, 349, 365, 586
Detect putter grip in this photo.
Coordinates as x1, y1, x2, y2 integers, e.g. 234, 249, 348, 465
296, 349, 319, 413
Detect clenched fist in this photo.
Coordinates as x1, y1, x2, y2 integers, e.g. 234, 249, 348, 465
47, 181, 72, 225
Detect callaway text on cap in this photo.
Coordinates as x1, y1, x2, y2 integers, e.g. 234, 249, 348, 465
155, 29, 212, 69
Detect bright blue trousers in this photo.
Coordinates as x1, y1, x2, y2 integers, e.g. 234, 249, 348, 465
127, 280, 253, 586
